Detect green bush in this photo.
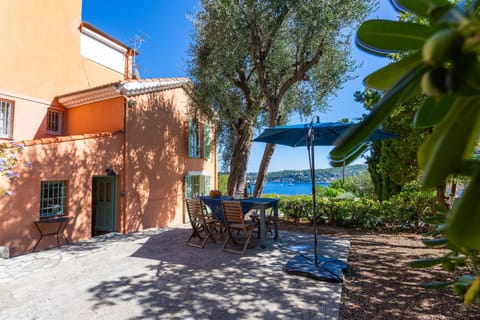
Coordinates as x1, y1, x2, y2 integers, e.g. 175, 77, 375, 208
267, 181, 435, 232
329, 171, 375, 198
316, 186, 344, 198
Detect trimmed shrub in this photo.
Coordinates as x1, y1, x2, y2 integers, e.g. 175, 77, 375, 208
265, 181, 435, 233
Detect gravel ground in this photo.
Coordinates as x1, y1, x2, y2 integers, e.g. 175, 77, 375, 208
279, 222, 480, 320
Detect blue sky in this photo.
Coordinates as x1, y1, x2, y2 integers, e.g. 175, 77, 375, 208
82, 1, 398, 172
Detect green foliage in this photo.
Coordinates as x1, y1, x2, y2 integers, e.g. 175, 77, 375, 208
315, 186, 344, 198
217, 174, 228, 195
188, 0, 376, 195
274, 194, 313, 224
355, 88, 429, 202
275, 185, 435, 232
340, 170, 376, 198
410, 205, 480, 305
332, 0, 480, 306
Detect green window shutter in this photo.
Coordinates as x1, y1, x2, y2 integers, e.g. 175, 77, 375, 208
187, 120, 193, 157
185, 175, 193, 199
204, 175, 211, 194
203, 123, 211, 159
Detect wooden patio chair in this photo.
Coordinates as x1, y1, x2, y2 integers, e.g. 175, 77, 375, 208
221, 200, 257, 255
185, 198, 218, 248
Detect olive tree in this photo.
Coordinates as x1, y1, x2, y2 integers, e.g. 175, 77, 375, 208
188, 0, 375, 196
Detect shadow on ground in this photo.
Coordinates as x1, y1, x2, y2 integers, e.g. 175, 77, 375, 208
87, 228, 349, 320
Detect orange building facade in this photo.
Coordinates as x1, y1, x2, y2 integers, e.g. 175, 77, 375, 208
0, 1, 217, 256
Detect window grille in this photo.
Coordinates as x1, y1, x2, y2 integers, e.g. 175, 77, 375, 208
0, 99, 13, 138
40, 181, 67, 219
47, 110, 63, 135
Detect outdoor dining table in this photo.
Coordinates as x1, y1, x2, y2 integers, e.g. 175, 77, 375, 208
198, 195, 279, 249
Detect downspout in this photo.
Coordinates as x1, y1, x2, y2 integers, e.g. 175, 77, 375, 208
121, 97, 128, 234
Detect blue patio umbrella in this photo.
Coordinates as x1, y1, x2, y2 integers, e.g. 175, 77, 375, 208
253, 121, 394, 147
253, 117, 395, 281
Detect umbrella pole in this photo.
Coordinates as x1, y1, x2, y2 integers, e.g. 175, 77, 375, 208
307, 125, 318, 266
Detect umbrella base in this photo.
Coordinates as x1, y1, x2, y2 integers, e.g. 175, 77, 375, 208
284, 253, 347, 283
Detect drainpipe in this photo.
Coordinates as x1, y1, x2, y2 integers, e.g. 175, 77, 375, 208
121, 97, 128, 234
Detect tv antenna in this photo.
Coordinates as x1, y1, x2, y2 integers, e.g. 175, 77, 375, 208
129, 32, 150, 79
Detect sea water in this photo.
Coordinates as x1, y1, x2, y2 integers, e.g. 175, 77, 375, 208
252, 181, 330, 196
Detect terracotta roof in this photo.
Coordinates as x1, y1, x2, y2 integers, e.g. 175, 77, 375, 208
57, 78, 191, 108
19, 131, 123, 147
119, 78, 191, 96
56, 81, 122, 108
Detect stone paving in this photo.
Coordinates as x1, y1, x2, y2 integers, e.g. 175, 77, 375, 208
0, 226, 349, 320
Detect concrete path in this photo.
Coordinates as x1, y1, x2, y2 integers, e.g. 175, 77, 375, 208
0, 227, 349, 320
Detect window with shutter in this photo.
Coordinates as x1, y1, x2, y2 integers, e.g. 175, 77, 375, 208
203, 124, 211, 159
188, 120, 201, 158
185, 174, 211, 198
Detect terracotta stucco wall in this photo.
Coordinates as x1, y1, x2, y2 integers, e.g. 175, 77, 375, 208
0, 133, 123, 256
0, 94, 45, 141
65, 97, 124, 135
124, 88, 217, 231
0, 0, 123, 103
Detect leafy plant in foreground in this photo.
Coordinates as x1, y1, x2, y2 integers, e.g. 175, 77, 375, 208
330, 0, 480, 305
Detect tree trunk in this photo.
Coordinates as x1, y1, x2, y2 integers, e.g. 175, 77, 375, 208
227, 121, 254, 196
253, 101, 280, 197
253, 143, 276, 197
436, 184, 450, 210
449, 179, 457, 199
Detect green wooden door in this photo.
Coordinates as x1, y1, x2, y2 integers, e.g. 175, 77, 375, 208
93, 176, 116, 233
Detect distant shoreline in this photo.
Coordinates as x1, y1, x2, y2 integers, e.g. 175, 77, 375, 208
252, 181, 330, 196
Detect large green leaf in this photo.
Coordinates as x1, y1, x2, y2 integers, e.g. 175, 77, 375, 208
438, 2, 469, 25
331, 63, 429, 158
455, 61, 480, 97
357, 20, 433, 55
329, 143, 368, 166
410, 257, 445, 268
464, 276, 480, 305
422, 237, 448, 247
446, 171, 480, 250
365, 52, 422, 90
453, 160, 480, 176
418, 98, 480, 188
392, 0, 429, 17
413, 94, 455, 128
418, 281, 455, 289
392, 0, 451, 17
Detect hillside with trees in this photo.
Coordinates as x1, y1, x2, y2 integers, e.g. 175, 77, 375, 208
241, 164, 367, 183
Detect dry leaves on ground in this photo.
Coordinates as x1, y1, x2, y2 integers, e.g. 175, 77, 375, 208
279, 222, 480, 320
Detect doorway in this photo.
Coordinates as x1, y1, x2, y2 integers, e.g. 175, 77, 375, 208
92, 176, 117, 236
